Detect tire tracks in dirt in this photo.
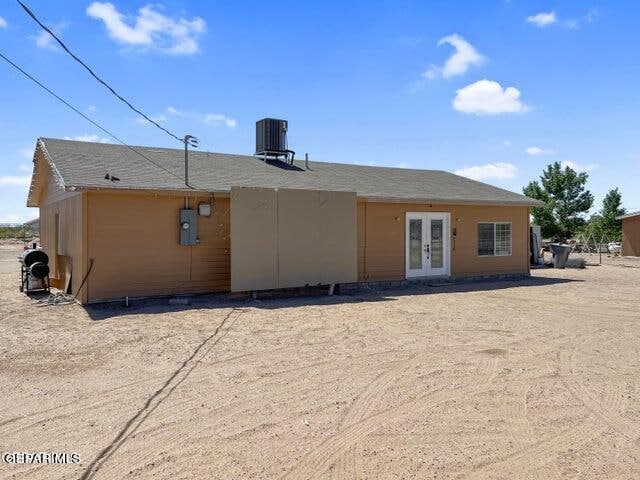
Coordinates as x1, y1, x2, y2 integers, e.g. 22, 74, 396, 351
470, 420, 606, 479
503, 384, 561, 480
91, 351, 408, 478
0, 340, 337, 434
281, 357, 499, 480
473, 329, 636, 479
559, 338, 640, 445
330, 354, 418, 479
79, 307, 243, 480
472, 379, 634, 479
502, 384, 559, 480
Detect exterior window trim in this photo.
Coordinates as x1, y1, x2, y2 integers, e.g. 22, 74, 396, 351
477, 221, 512, 257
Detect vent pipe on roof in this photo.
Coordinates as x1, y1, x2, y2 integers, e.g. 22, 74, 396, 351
183, 134, 199, 188
305, 153, 309, 170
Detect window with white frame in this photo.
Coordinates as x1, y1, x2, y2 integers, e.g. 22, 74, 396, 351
477, 222, 512, 256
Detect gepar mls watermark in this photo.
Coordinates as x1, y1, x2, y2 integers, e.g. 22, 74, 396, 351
3, 451, 80, 465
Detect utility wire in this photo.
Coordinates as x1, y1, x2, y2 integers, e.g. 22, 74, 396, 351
16, 0, 184, 144
0, 50, 194, 186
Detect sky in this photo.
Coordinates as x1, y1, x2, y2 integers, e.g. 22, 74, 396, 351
1, 0, 639, 223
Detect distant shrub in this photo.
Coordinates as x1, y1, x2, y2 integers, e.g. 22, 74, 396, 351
0, 225, 27, 239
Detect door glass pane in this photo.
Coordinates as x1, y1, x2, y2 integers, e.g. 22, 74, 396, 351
430, 219, 443, 269
409, 219, 422, 269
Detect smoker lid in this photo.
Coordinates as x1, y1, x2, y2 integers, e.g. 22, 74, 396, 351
21, 249, 49, 268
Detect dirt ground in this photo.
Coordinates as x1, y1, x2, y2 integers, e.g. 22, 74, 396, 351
1, 241, 639, 480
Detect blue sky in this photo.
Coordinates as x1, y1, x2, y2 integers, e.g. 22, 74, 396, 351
1, 0, 639, 222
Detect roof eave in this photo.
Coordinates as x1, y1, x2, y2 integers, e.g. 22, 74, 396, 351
361, 195, 544, 207
63, 186, 542, 207
617, 211, 640, 220
26, 139, 67, 207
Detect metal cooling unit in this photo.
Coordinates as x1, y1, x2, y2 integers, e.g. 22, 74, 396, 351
255, 118, 295, 164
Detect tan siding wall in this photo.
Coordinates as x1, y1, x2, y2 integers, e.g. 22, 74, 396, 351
622, 217, 640, 256
357, 203, 529, 281
39, 194, 86, 300
86, 192, 230, 302
79, 192, 527, 301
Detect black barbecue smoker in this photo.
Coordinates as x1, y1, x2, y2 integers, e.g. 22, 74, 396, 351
19, 243, 50, 294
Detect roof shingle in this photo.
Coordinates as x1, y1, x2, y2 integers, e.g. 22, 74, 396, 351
35, 137, 542, 207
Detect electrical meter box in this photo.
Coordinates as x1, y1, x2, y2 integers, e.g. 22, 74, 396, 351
179, 209, 198, 245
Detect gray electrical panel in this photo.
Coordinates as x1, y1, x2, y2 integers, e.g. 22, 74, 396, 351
179, 209, 198, 246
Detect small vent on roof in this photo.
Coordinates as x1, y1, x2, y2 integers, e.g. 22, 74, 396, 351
104, 173, 120, 182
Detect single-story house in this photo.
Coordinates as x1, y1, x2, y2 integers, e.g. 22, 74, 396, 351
26, 136, 543, 304
617, 211, 640, 256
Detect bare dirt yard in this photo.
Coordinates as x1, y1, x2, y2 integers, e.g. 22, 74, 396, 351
1, 241, 639, 479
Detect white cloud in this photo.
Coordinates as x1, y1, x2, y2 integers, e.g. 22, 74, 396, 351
453, 79, 529, 115
87, 2, 206, 55
565, 9, 599, 29
583, 8, 599, 24
424, 34, 484, 79
526, 146, 555, 156
136, 114, 167, 125
203, 113, 237, 128
18, 164, 32, 173
561, 160, 598, 172
64, 134, 110, 143
527, 10, 598, 30
30, 23, 67, 51
0, 16, 7, 28
0, 175, 31, 187
166, 106, 183, 116
33, 30, 56, 50
526, 11, 556, 27
455, 162, 518, 181
503, 140, 512, 147
87, 105, 97, 113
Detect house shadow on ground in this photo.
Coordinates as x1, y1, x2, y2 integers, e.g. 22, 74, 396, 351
85, 275, 580, 322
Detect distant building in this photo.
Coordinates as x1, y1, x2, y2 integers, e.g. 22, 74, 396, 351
617, 211, 640, 256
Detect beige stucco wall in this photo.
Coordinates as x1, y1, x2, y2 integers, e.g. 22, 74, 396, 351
622, 217, 640, 256
230, 187, 278, 291
357, 202, 530, 281
230, 187, 358, 292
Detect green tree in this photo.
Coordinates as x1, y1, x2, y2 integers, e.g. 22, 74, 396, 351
587, 188, 626, 241
523, 162, 594, 240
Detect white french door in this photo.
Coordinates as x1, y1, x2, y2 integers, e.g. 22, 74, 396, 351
405, 212, 450, 278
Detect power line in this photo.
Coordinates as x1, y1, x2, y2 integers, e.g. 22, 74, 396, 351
0, 50, 195, 186
16, 0, 184, 144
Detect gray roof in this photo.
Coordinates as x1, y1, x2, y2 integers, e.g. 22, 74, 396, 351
34, 137, 542, 206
